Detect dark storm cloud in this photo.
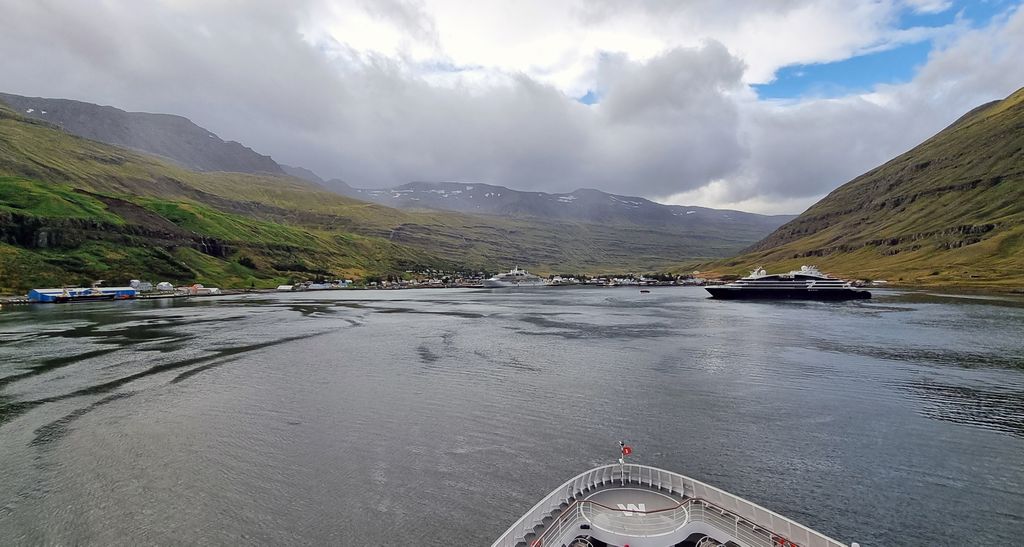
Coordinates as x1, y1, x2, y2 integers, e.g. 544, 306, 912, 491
0, 0, 345, 129
587, 43, 747, 195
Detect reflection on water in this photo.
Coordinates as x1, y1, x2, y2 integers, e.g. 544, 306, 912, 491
0, 288, 1022, 545
898, 379, 1024, 438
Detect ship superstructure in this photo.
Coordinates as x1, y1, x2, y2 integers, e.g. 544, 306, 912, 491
705, 266, 870, 300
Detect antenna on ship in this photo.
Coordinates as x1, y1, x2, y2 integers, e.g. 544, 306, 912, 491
618, 441, 633, 485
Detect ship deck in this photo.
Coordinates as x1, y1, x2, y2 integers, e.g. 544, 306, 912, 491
573, 484, 692, 544
492, 464, 851, 547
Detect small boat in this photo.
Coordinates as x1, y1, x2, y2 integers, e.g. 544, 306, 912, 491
705, 266, 870, 300
639, 289, 650, 294
493, 444, 856, 547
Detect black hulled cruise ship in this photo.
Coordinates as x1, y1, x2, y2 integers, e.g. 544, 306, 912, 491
706, 265, 871, 300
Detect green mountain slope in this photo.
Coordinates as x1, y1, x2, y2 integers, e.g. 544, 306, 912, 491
0, 103, 448, 290
0, 92, 792, 240
0, 175, 445, 291
0, 99, 780, 291
710, 87, 1024, 289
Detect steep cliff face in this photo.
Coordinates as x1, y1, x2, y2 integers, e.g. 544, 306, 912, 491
717, 87, 1024, 288
0, 201, 233, 258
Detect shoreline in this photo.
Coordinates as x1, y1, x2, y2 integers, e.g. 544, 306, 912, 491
3, 282, 1022, 306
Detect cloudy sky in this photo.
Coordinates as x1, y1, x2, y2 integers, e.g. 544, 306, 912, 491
1, 0, 1022, 214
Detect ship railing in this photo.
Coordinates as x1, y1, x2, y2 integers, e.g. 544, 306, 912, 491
490, 463, 848, 547
530, 498, 822, 547
491, 465, 617, 547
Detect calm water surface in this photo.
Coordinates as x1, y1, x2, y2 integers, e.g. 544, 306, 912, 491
1, 287, 1022, 545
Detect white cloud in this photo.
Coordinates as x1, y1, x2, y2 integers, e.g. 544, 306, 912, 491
904, 0, 954, 14
663, 180, 824, 216
0, 0, 1020, 215
303, 1, 965, 90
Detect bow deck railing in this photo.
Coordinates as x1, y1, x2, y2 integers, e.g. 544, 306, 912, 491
491, 464, 848, 547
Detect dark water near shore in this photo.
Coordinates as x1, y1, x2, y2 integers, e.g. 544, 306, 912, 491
1, 287, 1022, 545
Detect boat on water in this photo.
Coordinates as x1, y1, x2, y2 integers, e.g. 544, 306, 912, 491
493, 445, 856, 547
705, 266, 870, 301
483, 267, 547, 288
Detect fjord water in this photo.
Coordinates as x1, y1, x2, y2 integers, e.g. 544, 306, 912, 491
1, 288, 1022, 545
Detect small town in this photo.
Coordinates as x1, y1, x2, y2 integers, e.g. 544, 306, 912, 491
5, 270, 717, 305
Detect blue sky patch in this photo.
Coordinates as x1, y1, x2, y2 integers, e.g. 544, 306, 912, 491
755, 0, 1017, 100
754, 40, 933, 99
577, 90, 600, 105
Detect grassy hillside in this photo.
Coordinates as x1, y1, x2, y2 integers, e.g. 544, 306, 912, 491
0, 98, 777, 292
0, 176, 444, 292
702, 87, 1024, 290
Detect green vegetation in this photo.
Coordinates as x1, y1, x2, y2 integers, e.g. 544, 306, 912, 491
134, 198, 316, 248
0, 98, 767, 292
15, 84, 1019, 294
0, 176, 447, 292
0, 176, 122, 224
700, 87, 1024, 290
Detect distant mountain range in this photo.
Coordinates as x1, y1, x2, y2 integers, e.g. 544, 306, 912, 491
717, 86, 1024, 289
0, 92, 283, 175
3, 87, 1021, 290
288, 180, 794, 234
362, 181, 790, 226
0, 93, 794, 291
0, 91, 792, 243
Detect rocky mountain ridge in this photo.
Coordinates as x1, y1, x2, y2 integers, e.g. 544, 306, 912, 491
295, 178, 795, 235
0, 92, 283, 175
